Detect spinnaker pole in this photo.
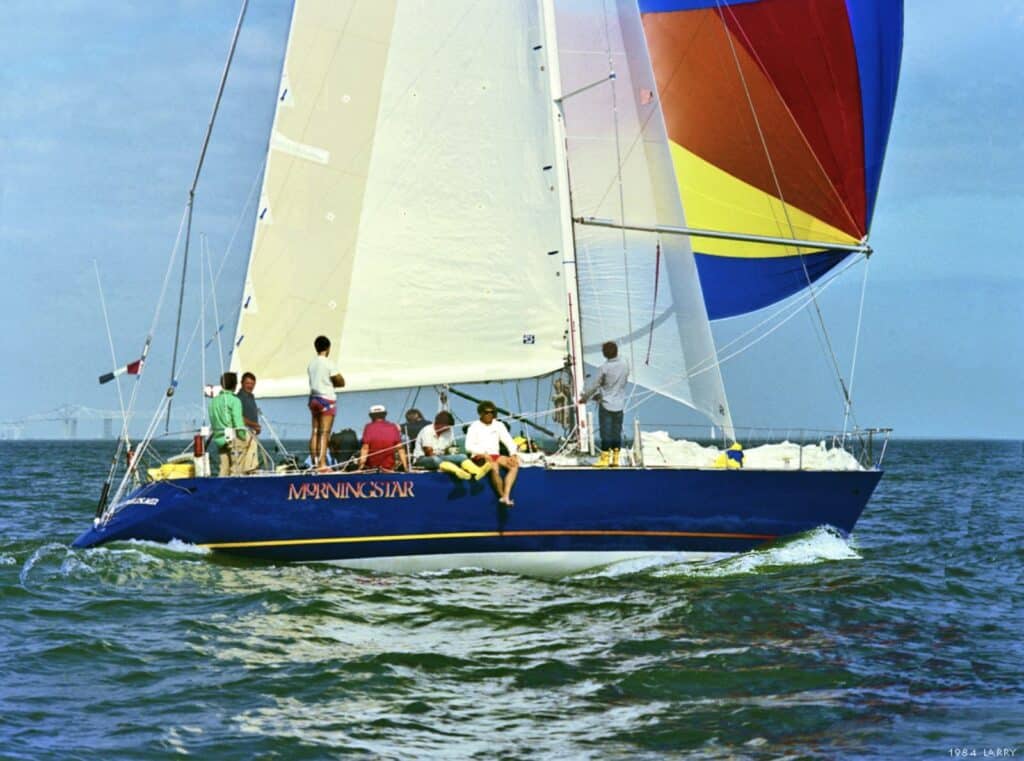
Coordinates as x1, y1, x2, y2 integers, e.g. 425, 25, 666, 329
445, 386, 557, 437
576, 216, 872, 255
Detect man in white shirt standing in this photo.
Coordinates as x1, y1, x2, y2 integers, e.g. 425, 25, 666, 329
465, 400, 519, 506
307, 335, 345, 471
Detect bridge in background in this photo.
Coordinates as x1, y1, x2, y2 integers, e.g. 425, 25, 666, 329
0, 404, 199, 440
0, 404, 302, 440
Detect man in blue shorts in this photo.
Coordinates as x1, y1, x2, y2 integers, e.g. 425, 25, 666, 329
308, 335, 345, 471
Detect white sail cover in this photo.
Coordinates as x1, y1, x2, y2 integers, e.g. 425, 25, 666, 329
232, 0, 569, 397
555, 0, 734, 436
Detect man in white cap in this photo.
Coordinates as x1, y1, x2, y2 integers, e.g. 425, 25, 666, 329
358, 404, 408, 471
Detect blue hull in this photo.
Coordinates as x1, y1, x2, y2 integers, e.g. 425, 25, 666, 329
73, 467, 882, 566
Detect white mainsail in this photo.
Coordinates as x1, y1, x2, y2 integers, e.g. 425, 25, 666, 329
554, 0, 734, 437
232, 0, 570, 397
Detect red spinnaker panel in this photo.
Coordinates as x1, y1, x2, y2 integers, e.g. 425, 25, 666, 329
644, 2, 864, 238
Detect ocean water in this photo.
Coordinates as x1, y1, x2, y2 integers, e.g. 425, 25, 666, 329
1, 439, 1021, 759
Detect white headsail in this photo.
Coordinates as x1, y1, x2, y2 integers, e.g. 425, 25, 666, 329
554, 0, 734, 437
232, 0, 570, 397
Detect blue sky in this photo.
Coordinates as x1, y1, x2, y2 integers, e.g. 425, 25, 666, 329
1, 1, 1021, 439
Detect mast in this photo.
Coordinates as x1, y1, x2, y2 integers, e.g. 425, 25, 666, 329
540, 0, 591, 454
166, 0, 250, 430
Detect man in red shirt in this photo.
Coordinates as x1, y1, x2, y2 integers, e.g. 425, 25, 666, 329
358, 404, 409, 471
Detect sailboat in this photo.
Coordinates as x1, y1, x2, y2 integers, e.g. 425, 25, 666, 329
74, 0, 903, 575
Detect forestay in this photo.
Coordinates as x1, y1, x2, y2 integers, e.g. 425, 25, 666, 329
232, 0, 569, 397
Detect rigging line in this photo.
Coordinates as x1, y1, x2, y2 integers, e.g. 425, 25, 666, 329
167, 0, 250, 431
216, 156, 265, 306
167, 199, 197, 432
534, 377, 542, 429
601, 0, 637, 371
714, 1, 797, 246
686, 254, 861, 376
205, 239, 227, 376
715, 7, 861, 238
644, 240, 662, 366
715, 0, 853, 410
675, 256, 851, 387
259, 414, 289, 462
165, 263, 235, 419
107, 393, 174, 518
146, 197, 192, 347
208, 157, 264, 372
93, 261, 129, 439
624, 259, 856, 412
188, 0, 250, 198
160, 39, 263, 432
625, 303, 832, 417
501, 381, 513, 427
156, 234, 244, 434
800, 282, 850, 412
108, 198, 189, 464
843, 256, 871, 437
120, 204, 190, 438
705, 285, 841, 374
200, 239, 208, 401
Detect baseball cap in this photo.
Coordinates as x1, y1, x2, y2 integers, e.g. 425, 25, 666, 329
369, 404, 387, 414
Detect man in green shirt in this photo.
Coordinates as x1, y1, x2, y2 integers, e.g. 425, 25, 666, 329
209, 372, 252, 475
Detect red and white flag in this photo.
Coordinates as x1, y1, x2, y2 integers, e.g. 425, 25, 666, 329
99, 358, 144, 385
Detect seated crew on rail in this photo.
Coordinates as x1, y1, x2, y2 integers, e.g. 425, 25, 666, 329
412, 410, 490, 481
464, 400, 520, 506
358, 404, 409, 472
329, 429, 360, 471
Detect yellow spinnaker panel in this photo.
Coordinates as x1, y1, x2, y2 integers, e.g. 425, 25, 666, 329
670, 142, 859, 259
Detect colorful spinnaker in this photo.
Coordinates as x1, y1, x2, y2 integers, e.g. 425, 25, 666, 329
639, 0, 903, 319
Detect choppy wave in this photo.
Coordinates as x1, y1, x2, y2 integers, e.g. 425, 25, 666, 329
1, 439, 1022, 759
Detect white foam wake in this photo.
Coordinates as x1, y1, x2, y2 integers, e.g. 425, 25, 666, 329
653, 527, 861, 578
119, 538, 211, 556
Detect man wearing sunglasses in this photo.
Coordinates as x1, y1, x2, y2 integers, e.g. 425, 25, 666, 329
464, 400, 520, 506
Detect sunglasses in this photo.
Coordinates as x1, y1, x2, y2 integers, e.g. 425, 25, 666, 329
482, 409, 496, 415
